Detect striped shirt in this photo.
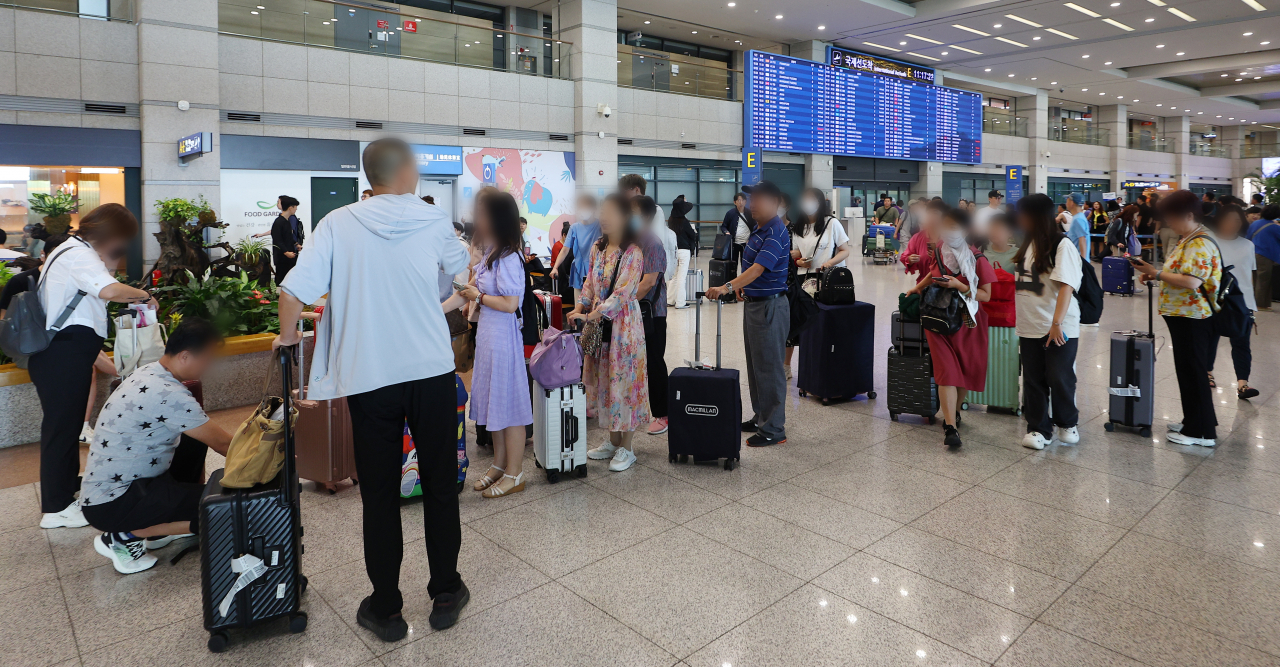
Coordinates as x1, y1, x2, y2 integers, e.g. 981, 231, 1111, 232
740, 216, 790, 297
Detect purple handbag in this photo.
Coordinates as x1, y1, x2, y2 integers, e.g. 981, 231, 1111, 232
529, 326, 583, 389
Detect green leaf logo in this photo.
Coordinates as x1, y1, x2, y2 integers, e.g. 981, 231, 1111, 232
256, 201, 274, 209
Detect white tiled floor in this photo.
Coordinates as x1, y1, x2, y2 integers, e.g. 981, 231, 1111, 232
5, 255, 1280, 666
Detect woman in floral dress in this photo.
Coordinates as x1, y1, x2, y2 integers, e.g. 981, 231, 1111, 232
568, 193, 649, 472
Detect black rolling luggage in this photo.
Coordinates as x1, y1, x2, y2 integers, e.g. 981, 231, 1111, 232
668, 293, 741, 470
887, 310, 937, 424
1105, 280, 1156, 436
200, 349, 307, 652
797, 301, 875, 404
709, 258, 737, 289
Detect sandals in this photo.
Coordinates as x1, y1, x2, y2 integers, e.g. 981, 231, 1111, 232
481, 472, 525, 499
473, 466, 504, 492
1239, 384, 1260, 400
1207, 373, 1216, 389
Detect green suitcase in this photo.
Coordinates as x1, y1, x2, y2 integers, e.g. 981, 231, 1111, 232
961, 325, 1021, 415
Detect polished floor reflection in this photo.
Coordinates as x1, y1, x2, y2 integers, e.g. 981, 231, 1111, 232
4, 255, 1280, 667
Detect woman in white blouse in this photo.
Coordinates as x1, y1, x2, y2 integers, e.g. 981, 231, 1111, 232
30, 204, 153, 530
785, 188, 851, 375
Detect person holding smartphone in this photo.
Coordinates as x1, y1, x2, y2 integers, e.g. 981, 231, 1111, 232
1010, 194, 1082, 451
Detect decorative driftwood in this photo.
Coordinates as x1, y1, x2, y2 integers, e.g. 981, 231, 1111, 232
150, 214, 269, 285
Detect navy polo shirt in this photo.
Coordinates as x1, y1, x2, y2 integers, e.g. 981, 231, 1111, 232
740, 216, 790, 297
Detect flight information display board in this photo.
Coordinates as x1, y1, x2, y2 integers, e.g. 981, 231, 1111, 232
745, 50, 982, 164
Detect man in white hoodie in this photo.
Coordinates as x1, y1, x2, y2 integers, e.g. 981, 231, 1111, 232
273, 138, 470, 643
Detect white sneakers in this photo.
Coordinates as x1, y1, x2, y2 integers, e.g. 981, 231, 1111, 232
587, 440, 618, 460
79, 422, 94, 444
1022, 432, 1050, 450
94, 532, 157, 574
608, 447, 637, 471
40, 501, 89, 529
1055, 426, 1080, 444
1167, 432, 1216, 447
1167, 423, 1183, 433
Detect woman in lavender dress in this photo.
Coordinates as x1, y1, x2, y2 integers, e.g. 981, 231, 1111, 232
443, 192, 532, 498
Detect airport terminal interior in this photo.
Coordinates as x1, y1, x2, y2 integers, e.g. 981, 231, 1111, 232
3, 0, 1280, 665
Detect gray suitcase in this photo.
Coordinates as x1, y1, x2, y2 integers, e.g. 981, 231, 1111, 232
1105, 281, 1156, 436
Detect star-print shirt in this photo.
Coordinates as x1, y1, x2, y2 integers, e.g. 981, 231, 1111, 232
80, 362, 209, 506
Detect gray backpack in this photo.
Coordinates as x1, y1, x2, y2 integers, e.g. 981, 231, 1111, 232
0, 243, 88, 361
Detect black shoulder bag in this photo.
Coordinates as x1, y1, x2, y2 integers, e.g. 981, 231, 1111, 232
1188, 232, 1252, 339
919, 247, 964, 335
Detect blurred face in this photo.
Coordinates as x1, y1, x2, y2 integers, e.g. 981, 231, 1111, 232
1247, 210, 1261, 222
989, 196, 1001, 207
749, 193, 780, 223
1217, 212, 1244, 240
599, 200, 627, 241
473, 200, 492, 239
169, 345, 218, 381
94, 237, 130, 265
922, 208, 943, 238
576, 196, 596, 222
734, 195, 746, 211
988, 220, 1011, 247
1016, 209, 1035, 236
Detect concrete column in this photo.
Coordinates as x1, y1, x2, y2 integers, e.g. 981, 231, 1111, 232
1098, 104, 1127, 195
135, 0, 221, 266
560, 0, 617, 196
1016, 91, 1049, 194
1219, 124, 1251, 194
912, 163, 943, 199
1169, 115, 1191, 190
789, 40, 829, 63
804, 154, 833, 190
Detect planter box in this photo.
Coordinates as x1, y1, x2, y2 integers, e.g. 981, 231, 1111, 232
0, 333, 279, 449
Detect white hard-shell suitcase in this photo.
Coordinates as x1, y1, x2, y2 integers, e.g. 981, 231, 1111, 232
532, 382, 588, 483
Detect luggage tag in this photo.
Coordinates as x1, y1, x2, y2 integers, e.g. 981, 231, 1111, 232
1108, 384, 1142, 398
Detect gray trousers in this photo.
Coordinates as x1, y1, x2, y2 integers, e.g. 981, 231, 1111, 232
742, 295, 790, 439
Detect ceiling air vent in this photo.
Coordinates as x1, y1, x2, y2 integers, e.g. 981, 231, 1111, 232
463, 128, 486, 136
355, 120, 383, 130
681, 142, 697, 149
617, 138, 633, 145
84, 103, 127, 114
549, 133, 569, 141
226, 112, 262, 122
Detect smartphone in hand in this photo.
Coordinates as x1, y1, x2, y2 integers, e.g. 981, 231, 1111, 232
452, 280, 467, 291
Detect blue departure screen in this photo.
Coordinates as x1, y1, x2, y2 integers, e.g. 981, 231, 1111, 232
745, 51, 983, 164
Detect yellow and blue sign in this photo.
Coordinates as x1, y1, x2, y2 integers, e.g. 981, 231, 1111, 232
1005, 165, 1023, 207
742, 147, 761, 187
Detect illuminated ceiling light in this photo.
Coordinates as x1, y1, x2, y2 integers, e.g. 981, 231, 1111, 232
250, 10, 259, 14
1157, 103, 1163, 106
985, 67, 993, 71
1176, 51, 1185, 55
1145, 17, 1155, 21
727, 1, 735, 5
1105, 60, 1113, 64
775, 13, 783, 19
1244, 32, 1255, 35
1132, 99, 1139, 101
863, 41, 902, 52
1103, 18, 1135, 30
900, 41, 908, 45
994, 23, 1003, 28
1082, 87, 1089, 90
1031, 76, 1038, 79
1217, 114, 1222, 117
643, 20, 650, 24
1147, 0, 1166, 5
1100, 91, 1106, 95
1051, 80, 1058, 84
1006, 14, 1043, 27
1065, 2, 1102, 16
907, 52, 940, 61
953, 24, 991, 36
995, 36, 1029, 47
1033, 35, 1042, 40
941, 51, 949, 55
1263, 41, 1272, 45
1045, 28, 1079, 39
692, 30, 698, 34
818, 25, 825, 29
905, 33, 944, 44
1242, 0, 1267, 9
1008, 73, 1016, 77
1112, 1, 1121, 4
1167, 7, 1196, 20
1256, 75, 1264, 78
1156, 44, 1165, 47
950, 44, 983, 54
1117, 95, 1124, 98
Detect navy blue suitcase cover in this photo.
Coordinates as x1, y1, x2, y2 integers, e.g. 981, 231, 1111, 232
798, 302, 875, 401
668, 367, 742, 463
1102, 256, 1134, 295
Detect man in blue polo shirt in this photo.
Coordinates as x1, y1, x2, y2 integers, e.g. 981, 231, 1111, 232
706, 180, 791, 446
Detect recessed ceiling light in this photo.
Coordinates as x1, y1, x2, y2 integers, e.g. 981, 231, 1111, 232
1176, 51, 1185, 55
1082, 54, 1090, 58
985, 68, 992, 71
994, 23, 1003, 28
953, 24, 992, 36
818, 25, 825, 29
1100, 92, 1106, 95
1222, 73, 1229, 76
941, 51, 949, 55
1051, 81, 1058, 84
1045, 28, 1079, 39
1105, 61, 1113, 64
1133, 99, 1138, 101
1242, 0, 1266, 9
995, 36, 1029, 47
644, 20, 650, 24
1006, 14, 1044, 27
906, 33, 944, 44
1256, 75, 1264, 78
1157, 103, 1163, 106
1033, 36, 1042, 40
691, 30, 698, 34
727, 1, 735, 5
1217, 115, 1222, 117
1244, 32, 1254, 36
1263, 41, 1272, 45
1242, 72, 1249, 75
1198, 111, 1204, 114
900, 41, 908, 45
1230, 117, 1235, 119
1104, 18, 1135, 30
907, 52, 940, 61
1236, 78, 1243, 81
775, 14, 783, 19
1148, 0, 1166, 4
1167, 7, 1196, 20
950, 44, 983, 54
1156, 44, 1165, 48
250, 10, 258, 14
1008, 73, 1016, 77
1117, 95, 1124, 98
1065, 2, 1102, 16
1082, 87, 1089, 91
1112, 1, 1121, 4
1031, 77, 1038, 80
1145, 17, 1155, 21
863, 41, 901, 52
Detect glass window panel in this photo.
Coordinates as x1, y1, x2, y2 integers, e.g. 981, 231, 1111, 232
655, 166, 696, 181
699, 168, 736, 182
960, 179, 974, 189
654, 182, 696, 205
699, 182, 737, 206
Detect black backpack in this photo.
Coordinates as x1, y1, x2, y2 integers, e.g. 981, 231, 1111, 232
1194, 234, 1252, 339
1075, 259, 1104, 324
520, 256, 548, 347
816, 266, 856, 305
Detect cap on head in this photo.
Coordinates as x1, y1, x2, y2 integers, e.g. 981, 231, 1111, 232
742, 180, 783, 201
1064, 192, 1084, 206
988, 189, 1003, 200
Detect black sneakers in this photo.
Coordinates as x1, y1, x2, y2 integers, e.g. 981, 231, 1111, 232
943, 425, 962, 448
429, 583, 471, 630
357, 596, 409, 642
741, 419, 759, 432
746, 433, 786, 447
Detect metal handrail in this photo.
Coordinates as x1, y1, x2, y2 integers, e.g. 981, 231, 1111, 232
0, 0, 133, 22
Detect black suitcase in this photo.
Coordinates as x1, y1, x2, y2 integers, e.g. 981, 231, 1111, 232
891, 310, 929, 357
668, 292, 741, 470
200, 350, 307, 652
797, 301, 875, 404
708, 258, 737, 289
1105, 280, 1156, 436
886, 312, 937, 423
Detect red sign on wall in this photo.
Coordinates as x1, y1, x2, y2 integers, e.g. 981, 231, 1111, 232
403, 20, 417, 33
376, 19, 389, 29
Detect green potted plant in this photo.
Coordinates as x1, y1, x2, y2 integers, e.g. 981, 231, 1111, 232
27, 191, 80, 235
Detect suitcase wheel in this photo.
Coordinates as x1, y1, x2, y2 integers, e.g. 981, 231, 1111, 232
960, 401, 969, 411
299, 574, 308, 596
1014, 407, 1023, 417
1139, 427, 1152, 438
545, 469, 561, 484
723, 458, 735, 471
867, 391, 877, 399
928, 417, 936, 425
574, 464, 587, 479
208, 631, 229, 653
798, 389, 807, 397
669, 453, 677, 463
820, 397, 831, 406
1104, 421, 1116, 432
289, 612, 308, 634
679, 454, 690, 463
890, 412, 899, 421
534, 458, 542, 469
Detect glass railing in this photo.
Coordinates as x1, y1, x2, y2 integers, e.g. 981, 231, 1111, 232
1127, 133, 1176, 153
1, 0, 133, 21
1050, 123, 1109, 146
218, 0, 570, 79
1240, 144, 1280, 158
982, 111, 1028, 137
1188, 142, 1231, 158
618, 44, 742, 102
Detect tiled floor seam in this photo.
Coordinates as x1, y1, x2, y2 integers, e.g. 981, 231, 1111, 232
532, 580, 683, 664
41, 528, 85, 665
308, 574, 412, 659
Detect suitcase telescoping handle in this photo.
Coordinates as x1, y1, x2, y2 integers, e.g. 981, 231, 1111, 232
690, 291, 724, 371
278, 347, 300, 506
1145, 279, 1155, 338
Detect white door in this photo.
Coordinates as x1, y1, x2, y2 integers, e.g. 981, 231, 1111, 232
419, 179, 455, 221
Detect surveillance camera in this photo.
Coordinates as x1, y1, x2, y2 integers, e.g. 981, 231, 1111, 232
597, 103, 612, 118
1059, 88, 1065, 93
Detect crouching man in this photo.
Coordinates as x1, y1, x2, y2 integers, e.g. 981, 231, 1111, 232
81, 318, 233, 574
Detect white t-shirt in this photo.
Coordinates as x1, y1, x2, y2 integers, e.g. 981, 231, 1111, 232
1014, 237, 1082, 339
1216, 235, 1258, 311
37, 237, 116, 338
791, 217, 850, 273
973, 205, 1002, 236
733, 211, 751, 245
